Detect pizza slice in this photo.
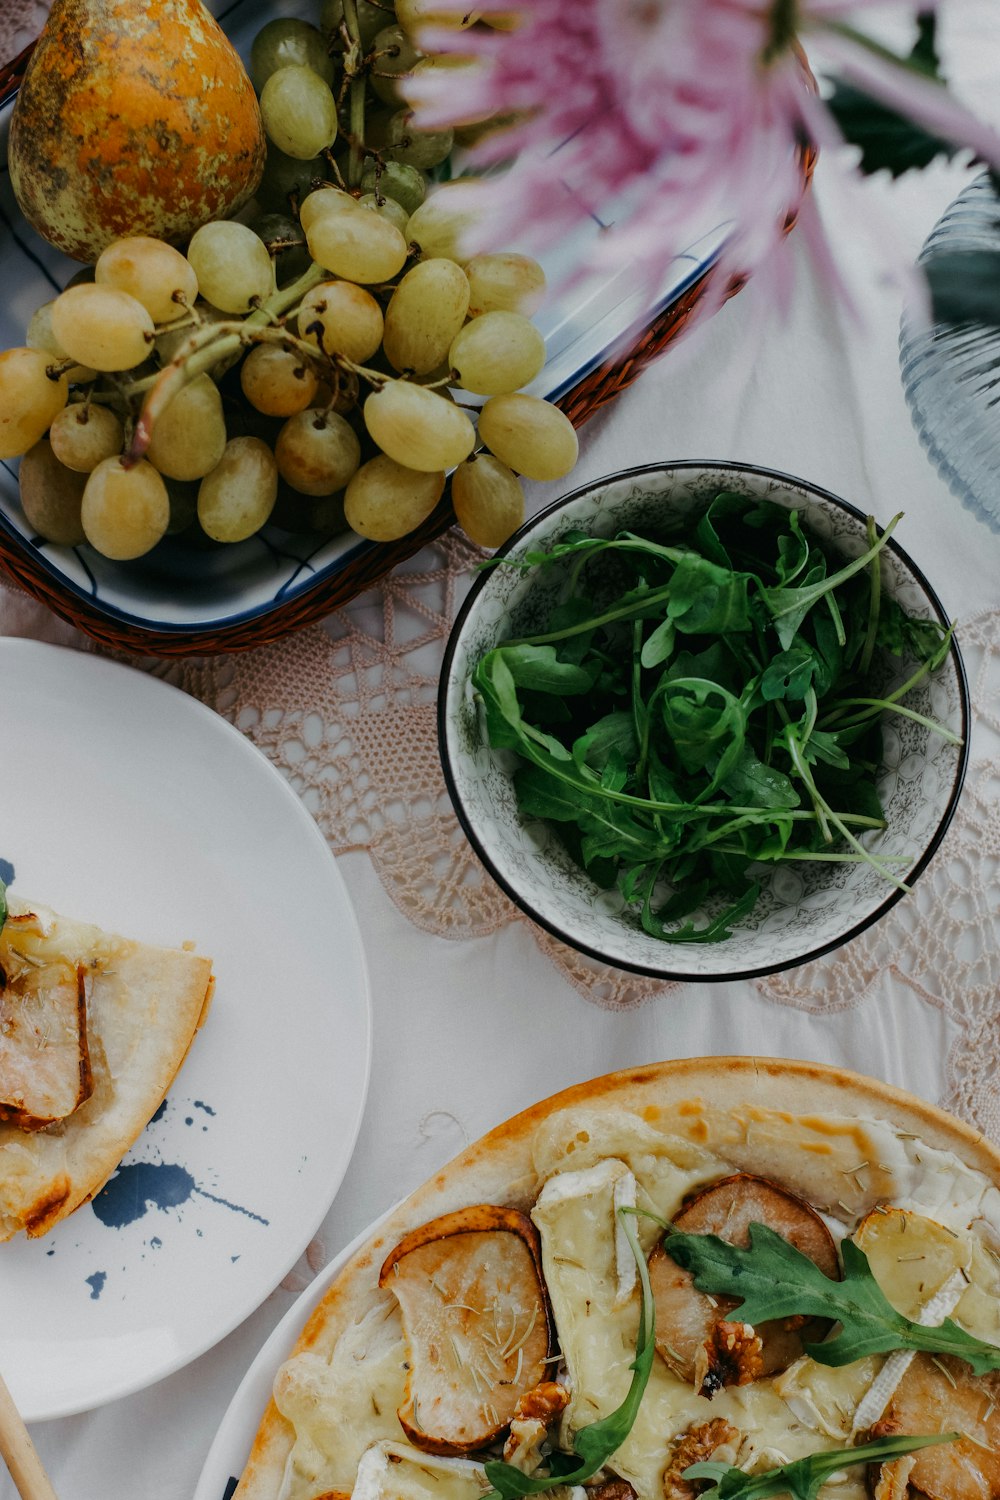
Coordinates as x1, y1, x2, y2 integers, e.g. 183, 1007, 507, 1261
0, 888, 213, 1241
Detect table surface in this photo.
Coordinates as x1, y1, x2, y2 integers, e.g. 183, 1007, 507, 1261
2, 4, 1000, 1497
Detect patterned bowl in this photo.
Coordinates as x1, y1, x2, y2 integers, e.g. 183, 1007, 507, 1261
437, 460, 970, 981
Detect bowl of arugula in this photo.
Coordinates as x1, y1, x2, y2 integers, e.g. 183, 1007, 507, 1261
438, 460, 969, 980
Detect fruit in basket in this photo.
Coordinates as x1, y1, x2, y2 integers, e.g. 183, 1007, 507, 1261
8, 0, 266, 264
1, 0, 581, 567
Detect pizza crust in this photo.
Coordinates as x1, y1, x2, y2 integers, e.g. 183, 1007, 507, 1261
233, 1057, 1000, 1500
0, 897, 213, 1241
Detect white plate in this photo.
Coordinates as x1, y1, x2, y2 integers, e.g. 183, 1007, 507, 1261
0, 638, 371, 1420
194, 1205, 396, 1500
0, 0, 729, 637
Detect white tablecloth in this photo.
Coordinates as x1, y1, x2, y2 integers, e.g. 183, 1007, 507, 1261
3, 5, 1000, 1497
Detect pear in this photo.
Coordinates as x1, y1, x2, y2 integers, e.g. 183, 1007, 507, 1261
9, 0, 266, 264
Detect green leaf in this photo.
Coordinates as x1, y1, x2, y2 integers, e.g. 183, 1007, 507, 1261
683, 1433, 959, 1500
826, 15, 955, 179
663, 1223, 1000, 1373
498, 644, 595, 696
667, 554, 752, 635
720, 747, 800, 810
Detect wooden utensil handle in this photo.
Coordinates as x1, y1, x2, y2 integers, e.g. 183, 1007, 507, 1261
0, 1372, 59, 1500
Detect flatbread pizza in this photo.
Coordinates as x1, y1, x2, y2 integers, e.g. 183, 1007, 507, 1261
233, 1058, 1000, 1500
0, 891, 213, 1240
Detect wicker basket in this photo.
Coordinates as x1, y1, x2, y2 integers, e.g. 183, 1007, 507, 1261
0, 42, 816, 658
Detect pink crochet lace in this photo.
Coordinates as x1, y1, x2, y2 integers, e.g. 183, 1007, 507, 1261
117, 530, 999, 1146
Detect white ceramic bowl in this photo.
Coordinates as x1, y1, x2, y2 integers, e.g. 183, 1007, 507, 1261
438, 460, 969, 981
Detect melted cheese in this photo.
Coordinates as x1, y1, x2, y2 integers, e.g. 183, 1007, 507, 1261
530, 1158, 868, 1500
274, 1300, 409, 1500
351, 1443, 492, 1500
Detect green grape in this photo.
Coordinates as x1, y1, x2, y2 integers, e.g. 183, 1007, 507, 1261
17, 439, 87, 546
477, 393, 578, 481
26, 301, 96, 385
257, 145, 329, 215
451, 452, 524, 547
241, 344, 319, 417
364, 379, 475, 471
81, 456, 170, 559
395, 0, 478, 34
186, 222, 275, 313
298, 280, 385, 363
50, 285, 155, 374
368, 24, 421, 107
299, 185, 358, 234
250, 212, 312, 288
321, 0, 387, 50
95, 236, 199, 324
261, 65, 338, 159
368, 108, 454, 169
0, 347, 69, 459
251, 17, 336, 91
145, 373, 227, 481
48, 402, 124, 473
403, 54, 487, 125
449, 310, 546, 395
197, 437, 279, 542
275, 408, 361, 495
306, 209, 408, 284
359, 159, 426, 216
405, 181, 483, 261
465, 252, 546, 317
357, 193, 411, 237
383, 258, 470, 374
344, 453, 445, 540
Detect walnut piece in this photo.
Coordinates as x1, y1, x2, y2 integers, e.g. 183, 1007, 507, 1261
662, 1419, 742, 1500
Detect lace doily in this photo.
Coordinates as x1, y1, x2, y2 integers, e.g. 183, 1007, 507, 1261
91, 527, 995, 1145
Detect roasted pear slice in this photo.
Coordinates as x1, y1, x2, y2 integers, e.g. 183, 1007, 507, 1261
648, 1172, 840, 1390
869, 1354, 1000, 1500
379, 1204, 553, 1455
0, 914, 92, 1130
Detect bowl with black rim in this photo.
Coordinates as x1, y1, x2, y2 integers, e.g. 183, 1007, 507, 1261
437, 460, 969, 981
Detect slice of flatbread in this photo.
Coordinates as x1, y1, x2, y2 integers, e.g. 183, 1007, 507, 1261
0, 895, 213, 1241
233, 1058, 1000, 1500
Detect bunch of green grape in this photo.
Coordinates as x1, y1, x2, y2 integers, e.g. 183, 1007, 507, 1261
0, 0, 578, 563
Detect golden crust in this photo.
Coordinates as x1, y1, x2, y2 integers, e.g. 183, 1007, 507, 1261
234, 1057, 1000, 1499
0, 899, 213, 1241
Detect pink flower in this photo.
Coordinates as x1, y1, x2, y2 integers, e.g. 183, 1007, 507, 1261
402, 1, 1000, 302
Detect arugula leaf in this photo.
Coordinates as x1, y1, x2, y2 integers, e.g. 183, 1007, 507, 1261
664, 1222, 1000, 1374
471, 500, 957, 944
482, 1210, 655, 1499
684, 1434, 958, 1500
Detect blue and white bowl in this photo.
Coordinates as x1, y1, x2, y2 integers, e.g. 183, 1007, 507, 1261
438, 460, 969, 982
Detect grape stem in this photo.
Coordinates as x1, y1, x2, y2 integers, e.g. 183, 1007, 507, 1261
125, 262, 328, 464
341, 0, 368, 189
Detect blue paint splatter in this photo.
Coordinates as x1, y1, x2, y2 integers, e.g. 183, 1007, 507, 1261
91, 1162, 269, 1229
184, 1117, 193, 1126
0, 859, 14, 885
150, 1236, 162, 1249
86, 1271, 106, 1300
92, 1163, 195, 1228
148, 1099, 168, 1125
193, 1100, 216, 1116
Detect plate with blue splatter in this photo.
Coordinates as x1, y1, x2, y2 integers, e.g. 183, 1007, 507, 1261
0, 638, 372, 1421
